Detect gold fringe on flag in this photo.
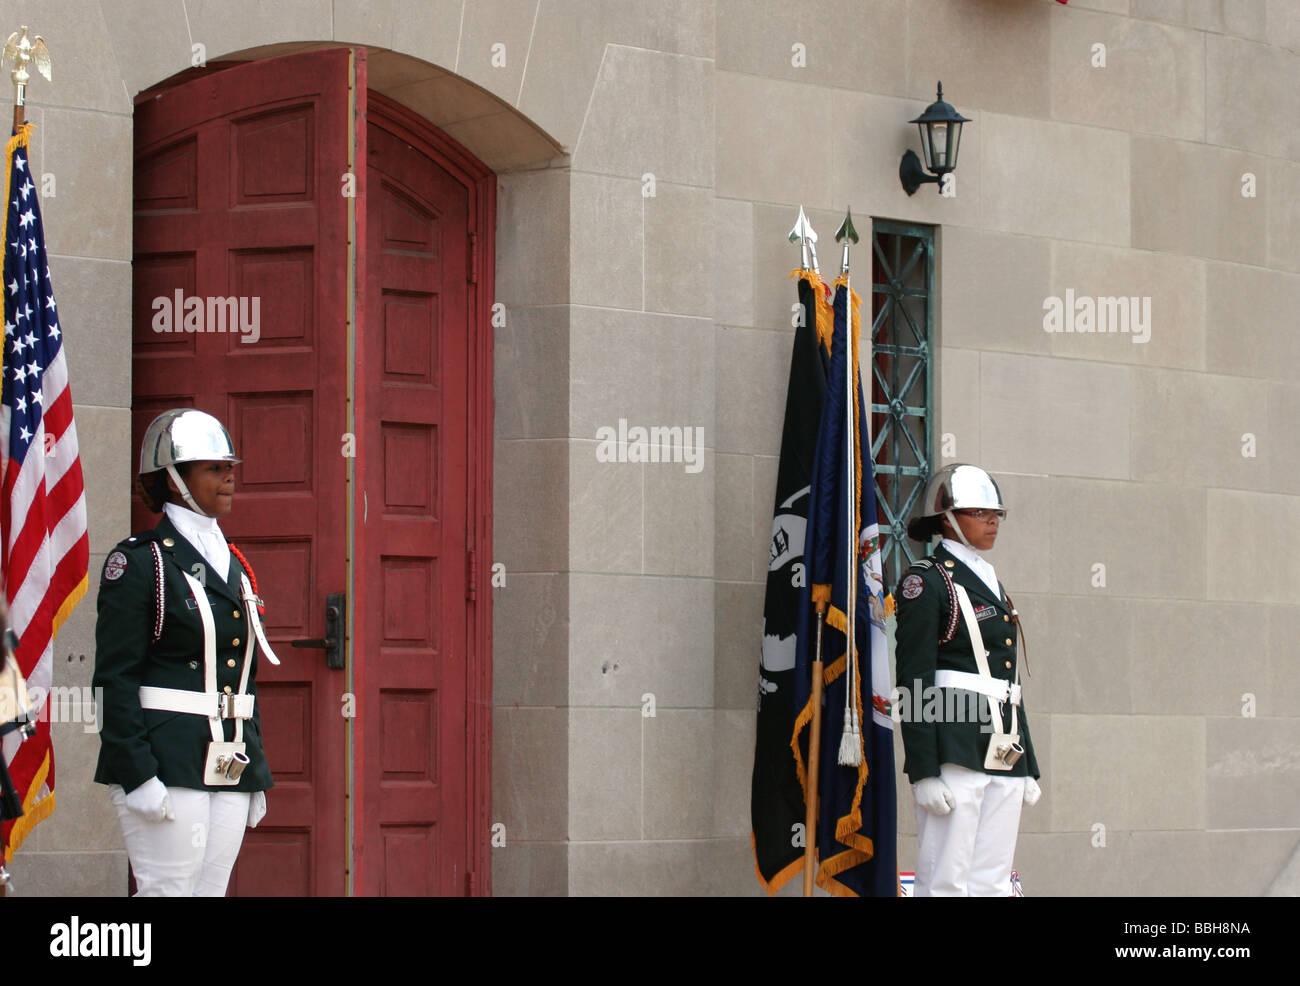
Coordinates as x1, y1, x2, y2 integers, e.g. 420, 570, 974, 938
790, 268, 835, 354
3, 750, 54, 862
788, 275, 882, 896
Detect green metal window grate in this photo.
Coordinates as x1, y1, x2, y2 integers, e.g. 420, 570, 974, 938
867, 219, 934, 591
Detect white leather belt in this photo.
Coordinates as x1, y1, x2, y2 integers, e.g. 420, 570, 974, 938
934, 669, 1021, 706
138, 685, 255, 720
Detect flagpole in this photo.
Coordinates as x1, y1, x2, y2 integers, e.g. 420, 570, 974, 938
835, 211, 863, 767
790, 206, 824, 897
0, 25, 53, 893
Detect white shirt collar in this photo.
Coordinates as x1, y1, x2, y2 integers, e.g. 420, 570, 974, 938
163, 500, 222, 536
163, 501, 231, 581
940, 537, 1001, 599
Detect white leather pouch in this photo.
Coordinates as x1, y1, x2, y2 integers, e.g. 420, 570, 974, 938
203, 741, 249, 785
984, 732, 1023, 771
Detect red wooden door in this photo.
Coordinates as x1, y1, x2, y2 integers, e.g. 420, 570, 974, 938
133, 51, 493, 897
132, 49, 352, 896
352, 96, 484, 895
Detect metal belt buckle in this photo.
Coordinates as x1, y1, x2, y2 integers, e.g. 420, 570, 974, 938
218, 694, 254, 719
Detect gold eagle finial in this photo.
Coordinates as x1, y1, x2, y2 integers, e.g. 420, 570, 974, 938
3, 26, 52, 91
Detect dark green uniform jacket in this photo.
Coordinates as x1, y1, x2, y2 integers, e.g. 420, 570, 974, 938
93, 514, 273, 794
894, 542, 1039, 783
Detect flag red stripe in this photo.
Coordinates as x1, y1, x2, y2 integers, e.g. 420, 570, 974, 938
3, 734, 52, 793
41, 383, 73, 433
17, 534, 88, 653
6, 504, 87, 655
2, 473, 47, 601
3, 426, 85, 610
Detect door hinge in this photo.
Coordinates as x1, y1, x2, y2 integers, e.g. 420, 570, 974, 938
467, 232, 478, 285
466, 549, 478, 601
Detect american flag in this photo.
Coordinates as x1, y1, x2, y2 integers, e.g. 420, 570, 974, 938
0, 123, 89, 859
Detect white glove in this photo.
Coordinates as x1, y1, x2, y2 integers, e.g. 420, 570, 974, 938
124, 776, 174, 822
1023, 776, 1042, 807
914, 776, 956, 816
247, 790, 267, 828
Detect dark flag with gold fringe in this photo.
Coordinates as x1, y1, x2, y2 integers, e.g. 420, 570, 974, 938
749, 267, 831, 894
791, 278, 897, 897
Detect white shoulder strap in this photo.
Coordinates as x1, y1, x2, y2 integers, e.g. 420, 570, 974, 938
954, 583, 1019, 738
181, 569, 262, 744
181, 569, 226, 744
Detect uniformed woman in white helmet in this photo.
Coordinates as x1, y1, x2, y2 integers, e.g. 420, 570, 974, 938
93, 409, 278, 896
894, 463, 1041, 896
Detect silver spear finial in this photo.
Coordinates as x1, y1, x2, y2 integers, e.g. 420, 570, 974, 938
788, 205, 820, 274
834, 208, 859, 275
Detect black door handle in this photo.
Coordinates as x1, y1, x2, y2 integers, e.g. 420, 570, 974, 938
289, 593, 345, 669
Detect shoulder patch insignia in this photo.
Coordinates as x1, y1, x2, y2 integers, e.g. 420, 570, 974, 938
911, 558, 934, 570
901, 573, 925, 599
103, 550, 128, 582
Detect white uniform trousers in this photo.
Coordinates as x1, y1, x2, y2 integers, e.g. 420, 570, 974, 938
914, 763, 1025, 897
109, 784, 251, 897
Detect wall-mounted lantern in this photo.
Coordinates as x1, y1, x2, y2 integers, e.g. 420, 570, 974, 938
899, 82, 970, 196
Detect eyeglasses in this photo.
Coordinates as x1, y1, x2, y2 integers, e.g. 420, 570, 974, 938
954, 508, 1006, 521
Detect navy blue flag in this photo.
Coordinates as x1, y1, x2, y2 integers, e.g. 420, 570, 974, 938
791, 279, 897, 897
751, 271, 831, 894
